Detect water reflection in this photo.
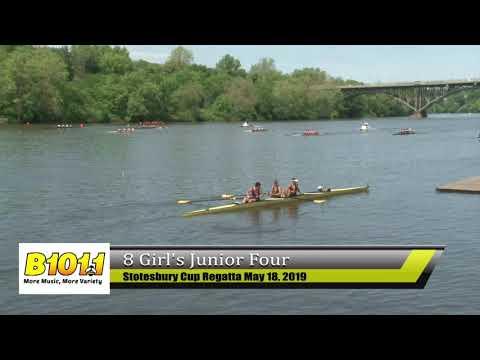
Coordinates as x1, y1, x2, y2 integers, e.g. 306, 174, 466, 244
245, 204, 300, 226
272, 207, 281, 222
285, 204, 299, 220
246, 209, 262, 226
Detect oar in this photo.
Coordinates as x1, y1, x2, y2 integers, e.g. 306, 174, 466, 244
177, 191, 270, 205
177, 194, 243, 205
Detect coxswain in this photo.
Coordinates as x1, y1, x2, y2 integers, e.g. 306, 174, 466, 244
270, 180, 283, 198
243, 182, 262, 203
285, 178, 301, 197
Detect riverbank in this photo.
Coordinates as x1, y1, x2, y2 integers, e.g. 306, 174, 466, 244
0, 114, 462, 127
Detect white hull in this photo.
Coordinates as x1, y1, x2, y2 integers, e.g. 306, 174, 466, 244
360, 122, 369, 132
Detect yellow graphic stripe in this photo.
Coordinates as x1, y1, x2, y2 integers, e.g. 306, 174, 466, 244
110, 250, 436, 283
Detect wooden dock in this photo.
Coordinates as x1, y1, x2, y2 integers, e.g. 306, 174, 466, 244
436, 176, 480, 194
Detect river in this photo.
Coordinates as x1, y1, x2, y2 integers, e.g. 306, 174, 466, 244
1, 114, 480, 314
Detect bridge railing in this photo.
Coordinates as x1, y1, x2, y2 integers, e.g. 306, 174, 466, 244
338, 78, 480, 89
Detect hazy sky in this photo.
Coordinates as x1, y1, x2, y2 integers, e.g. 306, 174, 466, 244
123, 45, 480, 83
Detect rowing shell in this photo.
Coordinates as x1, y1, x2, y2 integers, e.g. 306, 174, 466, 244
183, 186, 369, 217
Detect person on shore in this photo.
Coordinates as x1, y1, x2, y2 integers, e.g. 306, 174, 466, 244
269, 180, 283, 198
243, 182, 262, 203
285, 178, 301, 197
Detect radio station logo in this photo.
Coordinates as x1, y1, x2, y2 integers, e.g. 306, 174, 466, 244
19, 243, 110, 294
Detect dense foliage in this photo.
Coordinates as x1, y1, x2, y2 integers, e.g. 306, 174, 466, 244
429, 89, 480, 114
0, 45, 414, 123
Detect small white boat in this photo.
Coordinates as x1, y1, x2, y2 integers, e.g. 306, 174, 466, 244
360, 122, 369, 132
241, 121, 251, 128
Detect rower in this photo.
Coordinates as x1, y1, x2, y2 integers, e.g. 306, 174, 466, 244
270, 180, 283, 198
243, 182, 262, 203
285, 178, 301, 197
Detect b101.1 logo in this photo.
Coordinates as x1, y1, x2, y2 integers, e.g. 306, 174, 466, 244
19, 243, 110, 294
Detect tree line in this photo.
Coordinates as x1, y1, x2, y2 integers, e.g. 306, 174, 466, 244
0, 45, 415, 124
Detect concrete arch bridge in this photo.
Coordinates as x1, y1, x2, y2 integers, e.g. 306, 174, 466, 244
337, 79, 480, 118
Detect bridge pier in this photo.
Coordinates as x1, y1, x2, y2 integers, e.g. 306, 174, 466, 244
412, 110, 427, 119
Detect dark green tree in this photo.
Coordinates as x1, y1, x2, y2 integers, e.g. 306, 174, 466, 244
216, 54, 245, 77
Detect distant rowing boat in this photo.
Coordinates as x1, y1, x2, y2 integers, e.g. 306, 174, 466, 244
245, 127, 267, 133
109, 127, 135, 134
135, 121, 167, 129
393, 128, 416, 135
303, 129, 320, 136
183, 185, 369, 217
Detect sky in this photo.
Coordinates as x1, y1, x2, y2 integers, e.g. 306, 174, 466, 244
123, 45, 480, 83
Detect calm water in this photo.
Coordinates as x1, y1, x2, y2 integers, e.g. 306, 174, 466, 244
1, 115, 480, 314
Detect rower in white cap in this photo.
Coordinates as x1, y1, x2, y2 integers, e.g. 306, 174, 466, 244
285, 177, 301, 197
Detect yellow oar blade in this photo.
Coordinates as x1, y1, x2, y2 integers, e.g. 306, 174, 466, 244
177, 200, 192, 205
313, 200, 326, 204
221, 194, 235, 199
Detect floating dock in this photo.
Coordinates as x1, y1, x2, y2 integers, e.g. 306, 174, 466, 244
436, 176, 480, 194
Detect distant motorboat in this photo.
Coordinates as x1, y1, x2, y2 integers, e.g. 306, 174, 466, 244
241, 121, 254, 128
360, 122, 369, 131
